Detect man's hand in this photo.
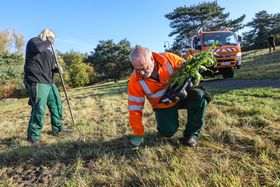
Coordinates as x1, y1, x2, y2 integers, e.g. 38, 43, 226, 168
58, 66, 63, 74
130, 135, 144, 149
54, 66, 63, 74
47, 36, 55, 44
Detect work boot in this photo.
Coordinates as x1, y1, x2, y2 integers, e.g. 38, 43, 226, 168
29, 140, 42, 148
179, 137, 198, 147
52, 127, 72, 136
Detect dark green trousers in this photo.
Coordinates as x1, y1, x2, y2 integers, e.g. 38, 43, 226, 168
25, 82, 63, 142
154, 88, 208, 140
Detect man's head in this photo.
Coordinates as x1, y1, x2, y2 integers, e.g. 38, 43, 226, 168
129, 47, 155, 78
38, 29, 56, 43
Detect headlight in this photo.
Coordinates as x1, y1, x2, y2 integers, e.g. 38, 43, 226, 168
236, 52, 242, 60
236, 52, 241, 57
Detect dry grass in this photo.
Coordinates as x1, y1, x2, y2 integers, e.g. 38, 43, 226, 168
0, 49, 280, 186
0, 79, 279, 186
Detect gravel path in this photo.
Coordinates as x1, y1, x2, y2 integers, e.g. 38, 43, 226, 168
201, 79, 280, 88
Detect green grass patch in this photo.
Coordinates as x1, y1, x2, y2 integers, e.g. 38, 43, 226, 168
235, 47, 280, 79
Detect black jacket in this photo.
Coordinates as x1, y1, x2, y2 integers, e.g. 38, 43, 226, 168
24, 37, 57, 84
267, 36, 275, 45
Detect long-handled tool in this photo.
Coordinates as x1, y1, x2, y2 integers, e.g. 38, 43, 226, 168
50, 44, 75, 126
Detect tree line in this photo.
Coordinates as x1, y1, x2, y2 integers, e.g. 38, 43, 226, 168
165, 1, 280, 52
0, 35, 132, 99
0, 1, 279, 99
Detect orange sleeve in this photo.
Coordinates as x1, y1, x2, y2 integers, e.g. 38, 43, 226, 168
129, 111, 144, 136
164, 52, 185, 72
128, 75, 145, 136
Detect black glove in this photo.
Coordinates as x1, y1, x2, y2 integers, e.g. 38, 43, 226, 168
46, 36, 55, 44
175, 78, 193, 101
53, 66, 63, 74
176, 90, 188, 100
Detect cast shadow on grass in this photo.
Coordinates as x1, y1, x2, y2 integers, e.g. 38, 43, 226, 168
0, 132, 179, 168
74, 84, 128, 99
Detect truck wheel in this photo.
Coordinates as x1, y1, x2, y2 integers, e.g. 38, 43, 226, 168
201, 70, 214, 78
222, 67, 234, 78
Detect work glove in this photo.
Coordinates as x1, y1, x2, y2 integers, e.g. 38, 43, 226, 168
175, 90, 188, 101
130, 135, 144, 149
46, 36, 55, 44
175, 78, 194, 101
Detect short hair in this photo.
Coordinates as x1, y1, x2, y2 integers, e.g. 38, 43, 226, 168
129, 47, 153, 64
38, 29, 56, 41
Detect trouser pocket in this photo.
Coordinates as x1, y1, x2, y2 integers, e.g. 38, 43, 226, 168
195, 86, 212, 103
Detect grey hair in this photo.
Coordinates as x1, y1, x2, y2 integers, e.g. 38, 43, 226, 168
129, 47, 153, 64
38, 28, 56, 41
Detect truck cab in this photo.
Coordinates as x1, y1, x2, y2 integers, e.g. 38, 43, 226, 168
186, 30, 242, 78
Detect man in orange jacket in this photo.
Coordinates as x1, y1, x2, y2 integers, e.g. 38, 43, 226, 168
128, 47, 209, 148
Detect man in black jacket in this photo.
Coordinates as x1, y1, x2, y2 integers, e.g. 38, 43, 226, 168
24, 29, 64, 143
267, 34, 276, 53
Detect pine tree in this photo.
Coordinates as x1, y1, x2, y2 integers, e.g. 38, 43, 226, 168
165, 1, 245, 49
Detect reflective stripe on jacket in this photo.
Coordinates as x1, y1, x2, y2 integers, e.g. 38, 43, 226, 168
128, 52, 184, 136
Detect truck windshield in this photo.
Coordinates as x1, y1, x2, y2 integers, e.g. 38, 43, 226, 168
202, 32, 238, 46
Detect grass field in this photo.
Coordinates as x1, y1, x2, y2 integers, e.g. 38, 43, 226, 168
235, 47, 280, 79
0, 48, 280, 186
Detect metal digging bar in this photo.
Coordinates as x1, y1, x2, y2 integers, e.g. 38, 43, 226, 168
50, 44, 75, 126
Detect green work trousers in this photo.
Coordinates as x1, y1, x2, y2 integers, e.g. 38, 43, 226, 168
25, 82, 63, 142
154, 88, 208, 140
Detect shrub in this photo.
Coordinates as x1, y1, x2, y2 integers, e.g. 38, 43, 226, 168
0, 52, 24, 99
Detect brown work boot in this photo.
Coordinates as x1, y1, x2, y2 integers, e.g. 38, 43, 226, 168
179, 137, 198, 147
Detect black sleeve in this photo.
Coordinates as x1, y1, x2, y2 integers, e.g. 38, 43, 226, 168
49, 51, 59, 73
29, 37, 52, 54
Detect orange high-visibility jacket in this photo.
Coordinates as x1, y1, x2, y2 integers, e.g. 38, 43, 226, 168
128, 52, 184, 136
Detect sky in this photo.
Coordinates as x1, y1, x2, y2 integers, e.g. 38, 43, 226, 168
1, 0, 279, 53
